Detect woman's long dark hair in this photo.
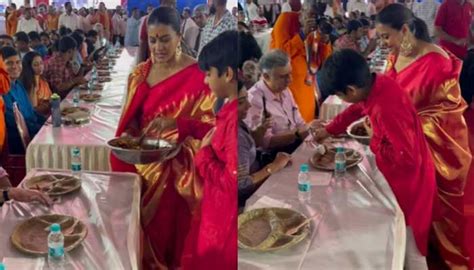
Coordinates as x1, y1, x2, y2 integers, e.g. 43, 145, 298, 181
19, 51, 41, 98
376, 4, 431, 43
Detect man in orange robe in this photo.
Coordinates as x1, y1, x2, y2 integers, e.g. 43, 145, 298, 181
270, 0, 319, 122
6, 4, 18, 37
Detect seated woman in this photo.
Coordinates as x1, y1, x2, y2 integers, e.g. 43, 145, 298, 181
110, 7, 215, 269
19, 51, 52, 117
334, 20, 365, 54
0, 46, 45, 154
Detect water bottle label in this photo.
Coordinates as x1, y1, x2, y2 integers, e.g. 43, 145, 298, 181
71, 163, 81, 172
298, 182, 311, 192
335, 161, 346, 170
49, 246, 64, 257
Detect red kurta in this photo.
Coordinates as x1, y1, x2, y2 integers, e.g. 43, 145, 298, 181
325, 75, 437, 255
182, 99, 238, 270
435, 0, 473, 59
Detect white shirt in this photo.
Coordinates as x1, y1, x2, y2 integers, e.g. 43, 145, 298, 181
183, 18, 202, 53
16, 18, 42, 33
347, 0, 369, 15
125, 16, 141, 46
281, 2, 292, 12
247, 2, 259, 21
58, 13, 79, 31
413, 0, 440, 37
112, 13, 126, 36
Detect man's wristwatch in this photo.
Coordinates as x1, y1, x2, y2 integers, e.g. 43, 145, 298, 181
0, 188, 10, 207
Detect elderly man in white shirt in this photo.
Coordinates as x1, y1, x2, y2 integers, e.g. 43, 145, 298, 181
347, 0, 369, 15
413, 0, 440, 38
112, 6, 127, 46
58, 2, 79, 30
183, 4, 208, 57
246, 0, 260, 21
17, 8, 42, 33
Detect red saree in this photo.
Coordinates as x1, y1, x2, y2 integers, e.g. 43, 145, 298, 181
181, 100, 238, 270
386, 52, 473, 268
110, 60, 215, 269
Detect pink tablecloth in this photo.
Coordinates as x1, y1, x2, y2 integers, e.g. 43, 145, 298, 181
26, 48, 138, 172
0, 169, 141, 269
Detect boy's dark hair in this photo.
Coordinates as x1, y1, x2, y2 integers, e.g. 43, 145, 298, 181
460, 50, 474, 105
238, 31, 262, 69
40, 32, 50, 39
70, 32, 84, 49
346, 20, 363, 34
319, 49, 372, 95
198, 30, 238, 76
86, 30, 98, 38
28, 31, 41, 41
319, 21, 334, 35
0, 46, 19, 59
58, 36, 77, 53
59, 26, 72, 37
74, 29, 85, 35
14, 32, 29, 43
359, 18, 370, 27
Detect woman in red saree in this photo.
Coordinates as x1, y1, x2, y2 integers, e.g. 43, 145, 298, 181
377, 5, 473, 269
110, 7, 215, 269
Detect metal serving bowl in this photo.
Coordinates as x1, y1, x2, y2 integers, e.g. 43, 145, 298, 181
107, 137, 179, 165
347, 118, 371, 146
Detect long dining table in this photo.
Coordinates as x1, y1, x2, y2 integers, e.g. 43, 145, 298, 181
0, 169, 141, 269
25, 47, 137, 172
238, 137, 407, 270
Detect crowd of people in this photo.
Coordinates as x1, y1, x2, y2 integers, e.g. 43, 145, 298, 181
0, 0, 474, 269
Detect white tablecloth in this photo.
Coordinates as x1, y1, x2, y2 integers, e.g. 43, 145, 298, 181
0, 169, 141, 270
319, 95, 351, 122
26, 48, 137, 172
253, 28, 272, 54
239, 140, 406, 270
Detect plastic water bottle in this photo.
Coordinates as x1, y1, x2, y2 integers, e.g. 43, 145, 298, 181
72, 89, 80, 107
71, 147, 82, 178
48, 223, 65, 268
114, 39, 121, 50
91, 65, 97, 80
50, 93, 61, 127
0, 262, 5, 270
335, 147, 346, 180
298, 164, 311, 202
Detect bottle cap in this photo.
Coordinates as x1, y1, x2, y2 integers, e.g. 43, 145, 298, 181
300, 164, 309, 173
50, 223, 61, 233
336, 147, 345, 153
71, 147, 80, 155
50, 93, 60, 100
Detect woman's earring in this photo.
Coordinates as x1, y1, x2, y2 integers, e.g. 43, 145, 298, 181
400, 35, 414, 56
176, 42, 182, 58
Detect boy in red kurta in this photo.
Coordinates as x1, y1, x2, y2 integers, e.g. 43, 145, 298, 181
179, 30, 238, 270
313, 49, 437, 269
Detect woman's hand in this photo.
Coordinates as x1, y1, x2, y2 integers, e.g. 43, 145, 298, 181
148, 117, 176, 134
8, 188, 52, 206
311, 127, 330, 143
201, 127, 215, 148
363, 117, 373, 137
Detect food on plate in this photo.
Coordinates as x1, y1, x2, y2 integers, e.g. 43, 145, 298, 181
310, 147, 362, 170
351, 122, 369, 137
80, 93, 101, 102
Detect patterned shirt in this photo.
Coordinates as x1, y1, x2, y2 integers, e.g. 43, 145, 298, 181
43, 54, 74, 92
198, 10, 237, 54
335, 34, 361, 52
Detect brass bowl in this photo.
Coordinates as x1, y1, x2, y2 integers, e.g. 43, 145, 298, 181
347, 118, 371, 146
238, 208, 310, 252
108, 137, 179, 165
11, 214, 87, 255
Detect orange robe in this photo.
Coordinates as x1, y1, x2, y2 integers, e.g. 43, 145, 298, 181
271, 12, 317, 123
6, 10, 18, 36
307, 32, 333, 73
387, 52, 473, 269
99, 12, 110, 39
